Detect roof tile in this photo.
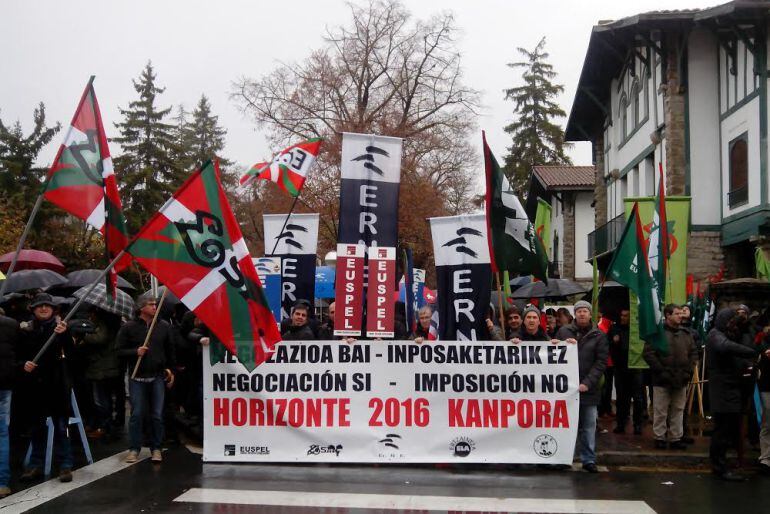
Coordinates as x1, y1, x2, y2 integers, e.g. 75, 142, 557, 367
532, 165, 595, 189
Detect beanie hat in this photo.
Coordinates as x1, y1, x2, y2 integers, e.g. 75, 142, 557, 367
29, 293, 55, 309
574, 300, 592, 313
523, 305, 541, 318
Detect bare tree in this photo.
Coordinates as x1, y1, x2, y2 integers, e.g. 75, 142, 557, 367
232, 0, 479, 272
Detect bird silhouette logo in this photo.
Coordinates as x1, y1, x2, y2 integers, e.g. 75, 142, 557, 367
275, 223, 307, 250
442, 227, 483, 258
378, 433, 402, 449
352, 145, 389, 175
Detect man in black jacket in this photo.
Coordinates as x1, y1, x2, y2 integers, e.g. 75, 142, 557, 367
707, 308, 757, 481
281, 303, 316, 340
0, 312, 19, 497
116, 294, 176, 464
555, 300, 609, 473
758, 319, 770, 474
610, 309, 644, 435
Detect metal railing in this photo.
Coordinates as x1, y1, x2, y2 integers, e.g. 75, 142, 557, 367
587, 213, 626, 259
727, 185, 748, 208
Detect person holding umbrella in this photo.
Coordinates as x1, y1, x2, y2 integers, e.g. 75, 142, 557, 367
18, 293, 74, 483
116, 293, 176, 464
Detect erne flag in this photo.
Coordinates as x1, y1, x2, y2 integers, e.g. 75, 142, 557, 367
239, 138, 322, 197
482, 132, 548, 282
606, 203, 667, 353
128, 160, 281, 371
42, 77, 131, 291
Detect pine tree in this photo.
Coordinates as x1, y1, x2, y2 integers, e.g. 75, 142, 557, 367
112, 61, 183, 231
170, 104, 193, 173
187, 95, 229, 168
503, 37, 572, 195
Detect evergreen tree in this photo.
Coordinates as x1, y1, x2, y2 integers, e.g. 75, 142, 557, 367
113, 61, 182, 231
503, 37, 572, 195
170, 104, 193, 173
187, 95, 229, 169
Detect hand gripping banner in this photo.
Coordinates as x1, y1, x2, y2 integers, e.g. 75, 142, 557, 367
264, 213, 319, 320
430, 214, 492, 341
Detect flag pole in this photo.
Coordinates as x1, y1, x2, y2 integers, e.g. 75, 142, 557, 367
269, 194, 300, 256
131, 287, 169, 379
0, 192, 47, 298
494, 272, 506, 336
32, 249, 126, 363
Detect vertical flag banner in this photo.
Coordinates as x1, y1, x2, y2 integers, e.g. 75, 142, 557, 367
239, 138, 322, 196
264, 213, 319, 320
338, 133, 402, 247
42, 78, 131, 290
254, 257, 282, 325
430, 214, 492, 341
402, 248, 416, 333
334, 243, 366, 336
535, 198, 553, 259
127, 160, 280, 371
483, 132, 548, 282
366, 246, 396, 338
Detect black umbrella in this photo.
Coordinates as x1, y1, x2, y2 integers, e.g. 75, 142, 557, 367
0, 269, 67, 294
64, 269, 135, 290
585, 280, 624, 293
142, 286, 181, 306
511, 278, 587, 300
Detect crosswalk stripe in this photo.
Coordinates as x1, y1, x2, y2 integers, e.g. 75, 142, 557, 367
174, 488, 656, 513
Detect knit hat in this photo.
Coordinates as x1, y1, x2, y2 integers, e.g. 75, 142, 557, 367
29, 293, 55, 309
574, 300, 592, 313
523, 304, 541, 318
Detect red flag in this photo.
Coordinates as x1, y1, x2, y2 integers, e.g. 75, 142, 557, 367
43, 77, 131, 293
655, 162, 669, 301
127, 160, 281, 371
239, 138, 322, 197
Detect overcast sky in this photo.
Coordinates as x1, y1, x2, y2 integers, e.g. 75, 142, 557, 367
2, 0, 713, 190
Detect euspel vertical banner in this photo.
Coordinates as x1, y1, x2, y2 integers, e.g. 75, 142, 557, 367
264, 213, 319, 320
430, 214, 492, 341
253, 256, 282, 326
334, 243, 366, 336
338, 133, 402, 247
366, 246, 396, 338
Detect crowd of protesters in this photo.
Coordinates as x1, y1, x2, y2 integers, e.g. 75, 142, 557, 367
0, 289, 769, 497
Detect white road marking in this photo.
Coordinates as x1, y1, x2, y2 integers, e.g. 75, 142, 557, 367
174, 488, 657, 513
0, 449, 150, 513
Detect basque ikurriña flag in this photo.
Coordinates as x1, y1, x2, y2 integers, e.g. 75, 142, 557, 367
42, 77, 131, 293
127, 160, 281, 371
239, 138, 322, 197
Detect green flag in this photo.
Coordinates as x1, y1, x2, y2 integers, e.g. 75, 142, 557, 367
757, 247, 770, 281
483, 132, 548, 282
535, 198, 552, 259
607, 203, 667, 353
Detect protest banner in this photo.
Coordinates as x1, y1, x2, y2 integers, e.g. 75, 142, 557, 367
430, 214, 492, 341
264, 213, 319, 320
334, 243, 366, 336
366, 246, 396, 338
203, 340, 579, 464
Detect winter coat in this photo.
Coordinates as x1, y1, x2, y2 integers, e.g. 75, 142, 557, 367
556, 323, 609, 406
116, 318, 177, 379
0, 315, 19, 390
643, 324, 698, 389
80, 317, 121, 381
281, 323, 316, 341
16, 317, 73, 418
706, 309, 758, 413
519, 326, 550, 341
608, 324, 630, 370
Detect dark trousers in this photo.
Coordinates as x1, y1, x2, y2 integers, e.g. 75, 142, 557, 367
599, 367, 615, 416
710, 412, 741, 474
92, 376, 125, 432
615, 368, 644, 428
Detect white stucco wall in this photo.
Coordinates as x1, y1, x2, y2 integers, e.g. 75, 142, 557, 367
720, 95, 761, 218
687, 29, 721, 226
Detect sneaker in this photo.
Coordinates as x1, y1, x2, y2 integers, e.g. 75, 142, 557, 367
125, 450, 139, 463
20, 468, 42, 482
654, 440, 667, 449
59, 469, 72, 483
669, 440, 687, 450
0, 486, 11, 498
151, 449, 162, 463
582, 462, 599, 473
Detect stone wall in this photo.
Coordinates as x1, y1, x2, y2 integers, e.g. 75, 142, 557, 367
593, 135, 607, 227
664, 33, 687, 195
687, 231, 724, 281
563, 192, 576, 280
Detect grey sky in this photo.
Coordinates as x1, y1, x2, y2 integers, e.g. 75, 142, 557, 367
2, 0, 712, 187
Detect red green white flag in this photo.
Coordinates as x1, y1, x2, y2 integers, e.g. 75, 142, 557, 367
239, 138, 322, 197
42, 77, 131, 287
128, 159, 281, 370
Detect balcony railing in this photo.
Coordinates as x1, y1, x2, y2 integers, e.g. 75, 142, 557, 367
727, 185, 748, 208
587, 213, 626, 259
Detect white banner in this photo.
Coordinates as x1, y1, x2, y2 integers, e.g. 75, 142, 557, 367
203, 340, 579, 464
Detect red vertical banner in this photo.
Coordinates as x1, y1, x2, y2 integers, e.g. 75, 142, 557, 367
366, 246, 396, 338
334, 243, 365, 336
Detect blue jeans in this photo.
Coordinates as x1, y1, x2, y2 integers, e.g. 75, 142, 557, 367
128, 378, 165, 452
577, 404, 598, 464
29, 416, 73, 471
0, 390, 10, 486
